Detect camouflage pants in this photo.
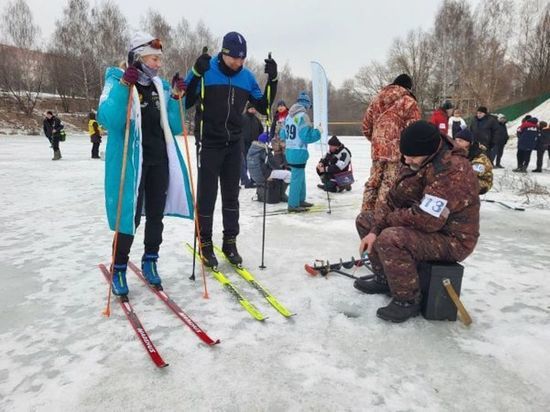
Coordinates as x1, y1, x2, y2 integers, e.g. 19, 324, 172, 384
356, 211, 468, 301
362, 160, 400, 211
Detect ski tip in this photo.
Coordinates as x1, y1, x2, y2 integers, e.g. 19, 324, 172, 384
159, 362, 169, 369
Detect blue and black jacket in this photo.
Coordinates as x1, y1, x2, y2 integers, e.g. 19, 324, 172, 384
185, 53, 277, 148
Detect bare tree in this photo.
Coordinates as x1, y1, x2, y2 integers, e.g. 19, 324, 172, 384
388, 29, 436, 110
53, 0, 99, 109
90, 1, 129, 89
348, 61, 393, 105
432, 0, 476, 106
0, 0, 44, 116
463, 0, 516, 108
515, 0, 550, 97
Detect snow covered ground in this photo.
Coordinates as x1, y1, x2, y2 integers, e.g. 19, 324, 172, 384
1, 134, 549, 411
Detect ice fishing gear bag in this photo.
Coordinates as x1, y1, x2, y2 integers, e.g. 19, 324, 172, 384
256, 180, 283, 204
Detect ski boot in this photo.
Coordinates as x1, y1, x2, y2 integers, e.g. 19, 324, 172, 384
376, 297, 421, 323
200, 240, 218, 269
353, 273, 391, 295
141, 254, 162, 287
111, 264, 129, 296
300, 201, 314, 208
222, 237, 243, 266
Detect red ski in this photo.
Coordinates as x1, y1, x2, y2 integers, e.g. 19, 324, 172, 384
127, 261, 220, 346
99, 264, 168, 368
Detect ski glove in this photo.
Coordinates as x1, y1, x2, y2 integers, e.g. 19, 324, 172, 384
264, 57, 278, 81
171, 73, 187, 98
193, 52, 211, 77
122, 66, 139, 86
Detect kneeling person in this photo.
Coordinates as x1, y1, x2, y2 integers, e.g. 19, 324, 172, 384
316, 135, 352, 192
355, 121, 480, 323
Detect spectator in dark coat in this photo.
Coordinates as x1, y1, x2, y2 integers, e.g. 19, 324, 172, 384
514, 117, 540, 173
469, 106, 499, 158
533, 121, 550, 172
43, 111, 64, 160
240, 104, 263, 188
493, 114, 509, 168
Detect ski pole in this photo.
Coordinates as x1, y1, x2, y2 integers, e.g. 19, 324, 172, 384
191, 46, 208, 281
103, 84, 134, 317
176, 72, 209, 299
259, 52, 272, 270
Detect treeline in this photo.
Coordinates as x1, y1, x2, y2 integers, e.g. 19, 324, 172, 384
0, 0, 549, 135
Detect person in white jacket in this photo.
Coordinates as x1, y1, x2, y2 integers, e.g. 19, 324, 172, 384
448, 108, 467, 138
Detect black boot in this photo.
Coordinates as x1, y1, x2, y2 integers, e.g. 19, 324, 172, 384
353, 274, 390, 295
199, 239, 218, 269
222, 237, 242, 266
376, 297, 421, 323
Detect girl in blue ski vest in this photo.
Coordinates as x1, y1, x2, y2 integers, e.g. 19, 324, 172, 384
98, 32, 194, 296
279, 92, 321, 212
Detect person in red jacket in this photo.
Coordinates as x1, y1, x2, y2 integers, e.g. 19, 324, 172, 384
429, 101, 454, 136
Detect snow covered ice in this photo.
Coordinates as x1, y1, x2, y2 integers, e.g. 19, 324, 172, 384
1, 134, 549, 411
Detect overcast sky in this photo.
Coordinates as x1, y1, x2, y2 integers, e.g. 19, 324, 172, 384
23, 0, 479, 87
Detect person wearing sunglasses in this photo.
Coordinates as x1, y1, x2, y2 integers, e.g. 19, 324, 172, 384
98, 32, 194, 296
184, 31, 278, 268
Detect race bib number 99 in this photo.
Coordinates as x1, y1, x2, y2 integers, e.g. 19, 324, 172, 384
419, 194, 448, 218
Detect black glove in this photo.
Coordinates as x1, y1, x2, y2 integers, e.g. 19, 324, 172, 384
193, 51, 211, 77
329, 156, 338, 165
264, 56, 277, 81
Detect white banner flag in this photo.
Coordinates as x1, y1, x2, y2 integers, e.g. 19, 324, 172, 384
311, 61, 329, 145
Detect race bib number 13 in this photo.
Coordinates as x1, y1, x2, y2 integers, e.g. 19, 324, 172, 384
419, 194, 448, 218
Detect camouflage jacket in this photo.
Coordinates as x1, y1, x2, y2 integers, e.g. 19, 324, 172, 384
371, 136, 480, 257
362, 85, 421, 162
470, 145, 493, 195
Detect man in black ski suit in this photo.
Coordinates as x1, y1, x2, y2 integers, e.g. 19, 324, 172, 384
184, 31, 278, 267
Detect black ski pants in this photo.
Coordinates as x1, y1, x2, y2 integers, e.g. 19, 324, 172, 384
92, 142, 100, 158
516, 149, 532, 170
197, 142, 241, 241
535, 147, 550, 170
115, 162, 169, 265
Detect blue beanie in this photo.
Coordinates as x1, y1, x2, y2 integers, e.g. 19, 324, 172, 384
258, 132, 269, 143
222, 32, 247, 58
297, 91, 311, 109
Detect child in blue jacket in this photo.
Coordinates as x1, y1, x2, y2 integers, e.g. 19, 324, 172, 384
280, 92, 322, 212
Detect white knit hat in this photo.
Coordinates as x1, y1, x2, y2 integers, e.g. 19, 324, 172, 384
128, 32, 162, 58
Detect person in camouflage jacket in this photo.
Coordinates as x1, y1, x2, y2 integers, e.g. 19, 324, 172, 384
361, 74, 421, 211
354, 121, 480, 323
454, 128, 493, 195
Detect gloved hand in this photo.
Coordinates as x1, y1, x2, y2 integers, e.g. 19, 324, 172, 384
329, 156, 338, 165
193, 51, 211, 77
264, 56, 277, 81
171, 73, 187, 98
122, 66, 139, 85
